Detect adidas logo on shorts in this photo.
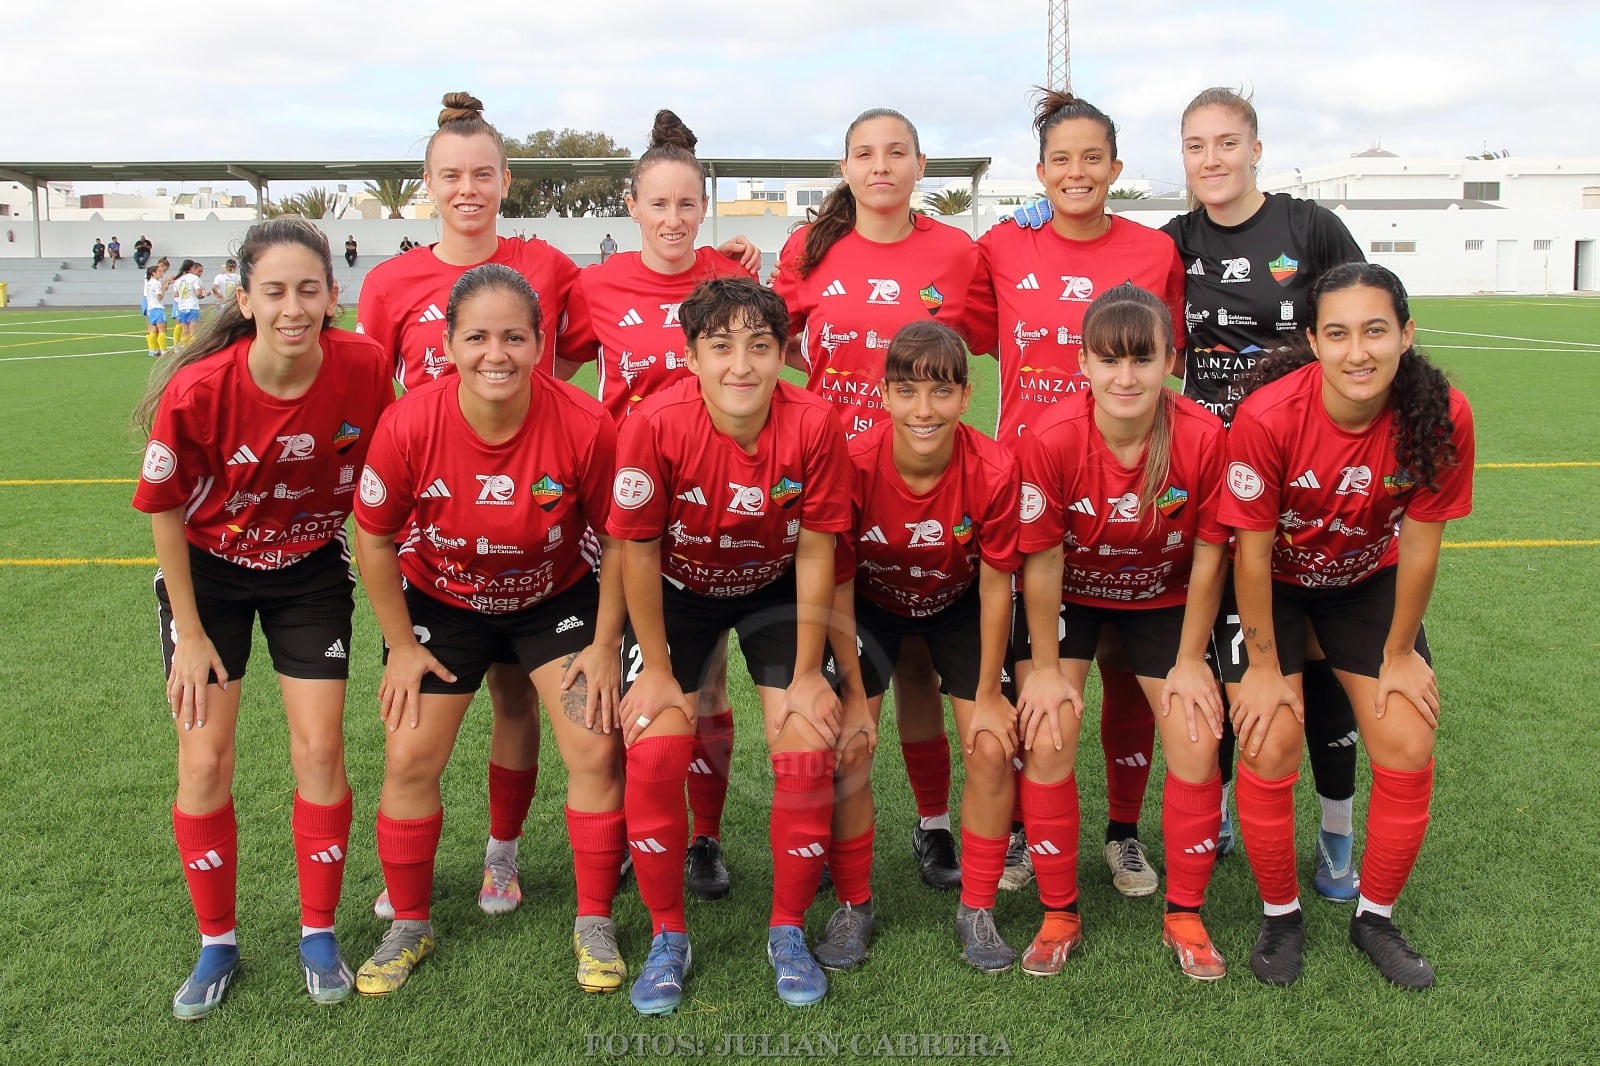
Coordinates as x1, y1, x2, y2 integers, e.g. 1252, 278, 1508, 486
555, 615, 584, 634
821, 280, 847, 297
1015, 273, 1041, 290
325, 639, 347, 659
786, 842, 824, 859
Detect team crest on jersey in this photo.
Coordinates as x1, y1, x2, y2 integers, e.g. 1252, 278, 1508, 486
333, 421, 361, 454
771, 476, 802, 508
1155, 485, 1189, 518
952, 514, 973, 544
1383, 470, 1418, 496
531, 475, 564, 511
1268, 254, 1300, 284
919, 284, 945, 313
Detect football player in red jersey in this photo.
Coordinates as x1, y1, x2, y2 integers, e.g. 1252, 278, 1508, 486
1163, 87, 1368, 893
351, 264, 627, 997
132, 217, 394, 1019
1220, 262, 1473, 991
560, 109, 758, 904
609, 276, 856, 1014
1014, 284, 1230, 981
818, 321, 1023, 974
358, 92, 582, 921
771, 107, 982, 894
969, 89, 1188, 901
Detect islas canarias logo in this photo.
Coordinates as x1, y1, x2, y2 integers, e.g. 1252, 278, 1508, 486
531, 475, 564, 511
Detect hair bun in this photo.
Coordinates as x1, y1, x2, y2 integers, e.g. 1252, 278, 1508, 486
649, 110, 698, 153
439, 92, 486, 128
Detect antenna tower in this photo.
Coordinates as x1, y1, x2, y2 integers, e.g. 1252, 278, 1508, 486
1047, 1, 1071, 90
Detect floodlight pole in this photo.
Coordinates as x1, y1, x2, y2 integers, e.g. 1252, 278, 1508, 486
1047, 0, 1071, 91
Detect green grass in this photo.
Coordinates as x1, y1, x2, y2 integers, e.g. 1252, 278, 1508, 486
1, 300, 1598, 1064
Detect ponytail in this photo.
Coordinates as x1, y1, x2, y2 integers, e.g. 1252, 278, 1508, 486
793, 107, 921, 279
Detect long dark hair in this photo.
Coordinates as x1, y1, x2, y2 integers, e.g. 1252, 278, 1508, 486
1081, 283, 1177, 530
134, 217, 337, 430
1237, 263, 1459, 490
792, 108, 920, 279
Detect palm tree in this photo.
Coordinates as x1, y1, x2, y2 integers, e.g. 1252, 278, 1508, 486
1108, 188, 1151, 200
923, 187, 974, 216
272, 188, 338, 219
365, 177, 422, 219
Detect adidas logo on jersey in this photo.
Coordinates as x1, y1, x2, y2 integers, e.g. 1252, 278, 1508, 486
1113, 753, 1149, 768
226, 445, 260, 466
1290, 470, 1321, 490
1183, 838, 1218, 855
786, 842, 824, 859
186, 849, 226, 872
308, 845, 345, 864
324, 639, 347, 659
555, 615, 584, 634
1028, 840, 1062, 856
420, 478, 452, 499
617, 308, 645, 327
630, 837, 667, 854
1187, 259, 1205, 276
417, 304, 445, 323
1068, 496, 1096, 516
821, 279, 847, 297
1015, 273, 1041, 290
676, 486, 708, 505
860, 525, 888, 544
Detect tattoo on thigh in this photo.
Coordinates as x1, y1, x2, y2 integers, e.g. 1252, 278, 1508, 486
558, 652, 590, 727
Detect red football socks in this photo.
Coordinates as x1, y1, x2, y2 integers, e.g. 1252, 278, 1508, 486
375, 809, 443, 922
625, 734, 693, 933
292, 790, 352, 928
173, 798, 238, 936
1162, 772, 1222, 909
900, 735, 952, 820
770, 749, 836, 927
566, 806, 627, 919
1360, 760, 1434, 907
829, 828, 874, 908
687, 709, 734, 840
1235, 765, 1300, 907
1100, 667, 1155, 824
1020, 774, 1080, 910
959, 827, 1009, 911
487, 762, 538, 843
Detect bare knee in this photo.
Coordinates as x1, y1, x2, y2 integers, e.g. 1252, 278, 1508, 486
486, 664, 537, 718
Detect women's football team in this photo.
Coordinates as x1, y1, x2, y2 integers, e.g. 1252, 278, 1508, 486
135, 87, 1474, 1020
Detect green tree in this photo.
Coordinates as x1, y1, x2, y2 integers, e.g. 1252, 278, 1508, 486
270, 187, 338, 219
503, 129, 632, 218
923, 187, 974, 215
365, 177, 422, 219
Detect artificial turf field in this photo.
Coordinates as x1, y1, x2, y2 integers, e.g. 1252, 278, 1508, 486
0, 299, 1596, 1064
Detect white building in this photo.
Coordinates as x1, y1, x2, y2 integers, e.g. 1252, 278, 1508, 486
1263, 150, 1600, 212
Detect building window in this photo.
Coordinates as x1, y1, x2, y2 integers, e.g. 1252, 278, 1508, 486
1370, 240, 1418, 254
795, 189, 827, 208
1463, 181, 1501, 200
1534, 239, 1553, 251
1464, 240, 1484, 251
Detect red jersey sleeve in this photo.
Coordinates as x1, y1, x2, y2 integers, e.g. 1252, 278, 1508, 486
575, 411, 619, 533
354, 404, 417, 538
1404, 390, 1475, 523
1218, 399, 1286, 532
1161, 241, 1188, 355
1016, 427, 1070, 554
607, 410, 669, 540
771, 229, 813, 366
134, 381, 214, 515
559, 267, 601, 366
355, 283, 400, 385
964, 231, 1001, 359
799, 403, 853, 534
539, 244, 583, 365
1192, 412, 1230, 545
977, 443, 1024, 572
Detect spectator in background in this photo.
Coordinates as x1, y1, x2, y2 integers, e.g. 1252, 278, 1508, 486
599, 233, 617, 262
135, 236, 154, 269
345, 235, 359, 268
108, 237, 122, 268
92, 238, 106, 269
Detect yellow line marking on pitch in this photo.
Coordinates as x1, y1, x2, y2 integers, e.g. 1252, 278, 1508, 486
1476, 462, 1600, 469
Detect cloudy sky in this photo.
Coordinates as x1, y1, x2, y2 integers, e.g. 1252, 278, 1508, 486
7, 1, 1597, 195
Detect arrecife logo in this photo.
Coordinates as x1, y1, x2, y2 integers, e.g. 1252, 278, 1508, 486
771, 476, 802, 508
531, 475, 564, 511
333, 421, 361, 454
1155, 485, 1188, 518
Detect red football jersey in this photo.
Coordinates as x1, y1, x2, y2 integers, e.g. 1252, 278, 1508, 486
1219, 362, 1475, 588
1018, 389, 1229, 608
967, 215, 1186, 444
355, 373, 616, 613
561, 248, 754, 422
608, 378, 852, 598
771, 215, 981, 438
133, 330, 394, 569
356, 236, 580, 390
839, 421, 1022, 617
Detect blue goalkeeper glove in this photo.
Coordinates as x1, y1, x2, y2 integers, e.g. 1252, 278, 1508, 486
1009, 199, 1053, 230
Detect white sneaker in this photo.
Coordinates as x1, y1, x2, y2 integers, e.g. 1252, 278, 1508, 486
1104, 838, 1159, 898
997, 828, 1035, 891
